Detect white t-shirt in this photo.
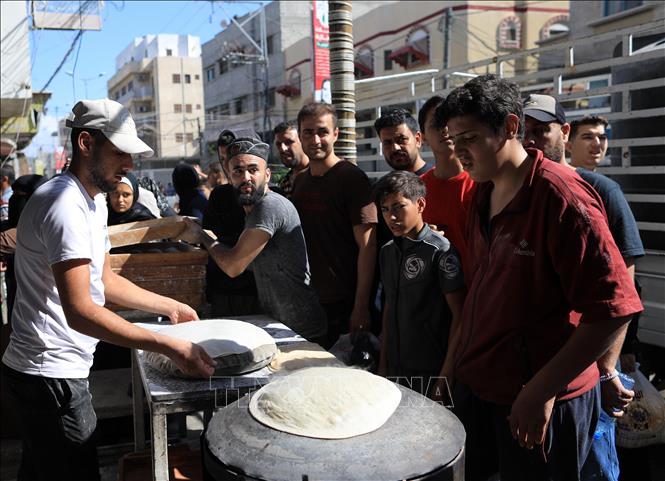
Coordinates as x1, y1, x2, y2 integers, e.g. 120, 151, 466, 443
2, 172, 111, 378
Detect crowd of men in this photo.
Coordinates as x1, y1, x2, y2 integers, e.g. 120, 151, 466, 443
0, 73, 645, 481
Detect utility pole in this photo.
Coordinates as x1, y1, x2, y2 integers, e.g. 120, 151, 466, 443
443, 8, 451, 89
180, 57, 187, 157
329, 1, 356, 163
197, 117, 204, 163
222, 4, 270, 136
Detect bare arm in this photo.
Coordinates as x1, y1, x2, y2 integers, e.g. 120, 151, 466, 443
509, 315, 631, 449
432, 289, 465, 401
180, 217, 270, 278
54, 259, 215, 377
103, 253, 199, 324
597, 258, 636, 417
349, 223, 377, 333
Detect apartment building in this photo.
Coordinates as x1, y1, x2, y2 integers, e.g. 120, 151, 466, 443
107, 34, 205, 161
200, 1, 385, 161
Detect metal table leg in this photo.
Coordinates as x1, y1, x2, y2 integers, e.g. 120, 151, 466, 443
150, 412, 169, 481
131, 350, 146, 452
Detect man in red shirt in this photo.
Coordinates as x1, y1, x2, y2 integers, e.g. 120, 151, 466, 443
418, 95, 476, 279
435, 74, 642, 481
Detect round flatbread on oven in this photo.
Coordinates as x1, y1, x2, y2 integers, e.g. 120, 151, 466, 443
143, 319, 277, 378
249, 367, 402, 439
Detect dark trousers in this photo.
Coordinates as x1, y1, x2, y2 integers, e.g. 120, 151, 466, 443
453, 382, 600, 481
1, 364, 100, 481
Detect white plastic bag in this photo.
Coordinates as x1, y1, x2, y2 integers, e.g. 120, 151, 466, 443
615, 363, 665, 448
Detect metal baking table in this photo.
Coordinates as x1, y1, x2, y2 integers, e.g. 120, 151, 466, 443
131, 315, 306, 481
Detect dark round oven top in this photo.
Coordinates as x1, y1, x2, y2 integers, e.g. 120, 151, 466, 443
205, 384, 465, 481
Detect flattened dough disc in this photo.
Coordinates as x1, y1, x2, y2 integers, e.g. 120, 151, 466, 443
143, 319, 277, 378
249, 367, 401, 439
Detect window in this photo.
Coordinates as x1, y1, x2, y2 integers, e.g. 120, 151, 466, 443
539, 15, 570, 40
114, 91, 119, 100
389, 28, 430, 69
195, 74, 200, 80
267, 35, 275, 55
174, 104, 182, 113
355, 46, 374, 79
185, 74, 191, 84
121, 86, 126, 95
138, 105, 147, 113
235, 96, 246, 114
498, 16, 522, 49
206, 67, 215, 82
219, 103, 230, 115
166, 49, 173, 56
384, 50, 393, 71
145, 50, 148, 58
604, 0, 643, 16
219, 58, 228, 75
185, 104, 192, 113
175, 133, 184, 143
127, 81, 133, 92
173, 74, 181, 83
196, 104, 201, 110
186, 133, 194, 143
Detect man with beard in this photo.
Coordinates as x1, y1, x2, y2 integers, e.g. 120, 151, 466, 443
202, 129, 259, 317
523, 97, 643, 481
273, 121, 309, 199
182, 135, 326, 342
1, 99, 215, 481
291, 103, 377, 347
374, 108, 430, 175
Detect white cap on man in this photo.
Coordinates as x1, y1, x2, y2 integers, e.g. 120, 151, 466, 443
66, 98, 154, 157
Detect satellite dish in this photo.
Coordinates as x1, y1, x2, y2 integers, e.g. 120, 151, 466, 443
220, 19, 228, 28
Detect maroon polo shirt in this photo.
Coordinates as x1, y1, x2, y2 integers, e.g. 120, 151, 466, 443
455, 149, 642, 405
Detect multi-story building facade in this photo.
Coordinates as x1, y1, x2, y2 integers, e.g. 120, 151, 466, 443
200, 1, 385, 162
107, 34, 205, 165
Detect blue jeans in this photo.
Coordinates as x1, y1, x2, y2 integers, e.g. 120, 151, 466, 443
581, 410, 620, 481
1, 364, 100, 481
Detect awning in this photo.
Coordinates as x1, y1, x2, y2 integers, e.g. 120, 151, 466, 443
389, 45, 428, 68
276, 84, 301, 97
354, 61, 373, 77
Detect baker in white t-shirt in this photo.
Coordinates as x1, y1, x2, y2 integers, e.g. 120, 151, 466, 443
1, 99, 215, 481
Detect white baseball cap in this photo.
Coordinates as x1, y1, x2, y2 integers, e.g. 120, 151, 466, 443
66, 98, 154, 157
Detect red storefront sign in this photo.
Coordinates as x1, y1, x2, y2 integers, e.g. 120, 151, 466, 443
312, 1, 331, 103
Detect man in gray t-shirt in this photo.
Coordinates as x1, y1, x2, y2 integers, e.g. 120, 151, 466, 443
182, 135, 326, 340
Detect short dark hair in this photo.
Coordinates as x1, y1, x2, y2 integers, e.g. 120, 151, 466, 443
273, 121, 297, 136
217, 129, 236, 149
1, 162, 15, 183
435, 74, 524, 139
373, 108, 419, 137
373, 170, 426, 206
418, 95, 445, 132
297, 102, 338, 131
70, 127, 107, 161
569, 115, 609, 139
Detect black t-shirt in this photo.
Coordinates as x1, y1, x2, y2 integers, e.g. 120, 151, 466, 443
202, 184, 257, 294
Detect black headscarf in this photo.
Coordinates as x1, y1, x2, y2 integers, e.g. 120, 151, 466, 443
107, 172, 156, 226
7, 174, 47, 228
172, 163, 207, 219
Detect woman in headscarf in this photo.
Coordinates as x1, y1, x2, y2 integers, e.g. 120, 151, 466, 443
172, 163, 207, 220
107, 172, 156, 226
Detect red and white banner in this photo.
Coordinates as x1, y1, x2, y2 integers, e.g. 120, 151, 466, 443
312, 1, 331, 103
